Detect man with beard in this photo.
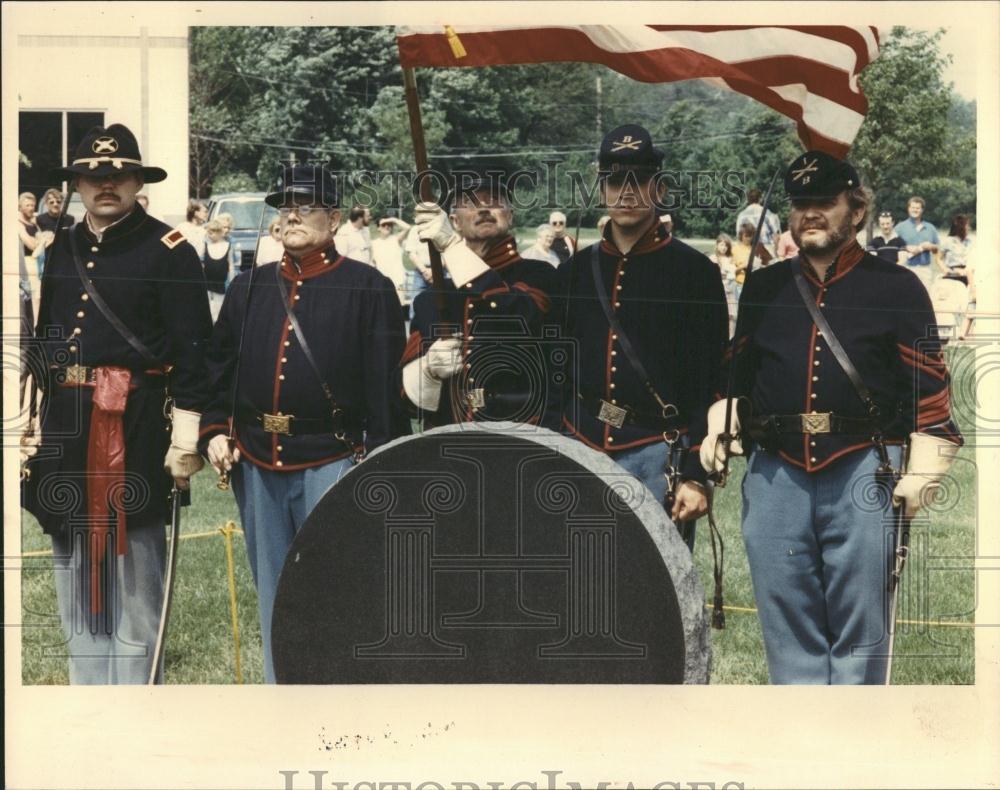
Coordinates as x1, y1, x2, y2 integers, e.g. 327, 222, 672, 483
400, 166, 559, 427
700, 151, 962, 684
552, 124, 729, 548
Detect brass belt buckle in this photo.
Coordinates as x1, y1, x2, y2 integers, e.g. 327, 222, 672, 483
466, 388, 486, 410
801, 412, 832, 434
597, 399, 627, 429
64, 364, 89, 385
262, 412, 292, 435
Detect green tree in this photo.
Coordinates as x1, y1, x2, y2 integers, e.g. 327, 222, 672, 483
851, 27, 975, 228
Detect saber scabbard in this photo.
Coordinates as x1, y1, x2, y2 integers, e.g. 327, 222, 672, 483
149, 484, 184, 684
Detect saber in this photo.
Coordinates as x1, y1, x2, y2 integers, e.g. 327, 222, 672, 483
217, 192, 271, 490
713, 166, 781, 487
884, 505, 911, 685
148, 484, 185, 684
884, 439, 911, 685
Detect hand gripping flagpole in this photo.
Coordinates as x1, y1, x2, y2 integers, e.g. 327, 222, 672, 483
712, 166, 781, 488
401, 58, 452, 320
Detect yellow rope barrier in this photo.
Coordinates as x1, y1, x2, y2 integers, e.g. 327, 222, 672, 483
705, 603, 976, 629
20, 526, 244, 557
18, 531, 976, 632
219, 521, 244, 684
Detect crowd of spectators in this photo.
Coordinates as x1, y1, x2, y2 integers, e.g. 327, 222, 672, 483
16, 182, 979, 339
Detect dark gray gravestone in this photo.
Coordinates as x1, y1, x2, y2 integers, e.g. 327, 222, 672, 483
271, 423, 710, 683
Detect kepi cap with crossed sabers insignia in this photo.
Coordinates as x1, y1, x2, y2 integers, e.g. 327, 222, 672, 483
598, 124, 664, 173
784, 149, 861, 199
50, 124, 167, 183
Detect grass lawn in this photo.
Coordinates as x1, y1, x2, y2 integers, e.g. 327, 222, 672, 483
19, 351, 977, 685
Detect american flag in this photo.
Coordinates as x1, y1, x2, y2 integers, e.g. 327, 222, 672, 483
397, 25, 880, 157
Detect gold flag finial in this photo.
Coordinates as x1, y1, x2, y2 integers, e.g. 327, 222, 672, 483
445, 26, 467, 59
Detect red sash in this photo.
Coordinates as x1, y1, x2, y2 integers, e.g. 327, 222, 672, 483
86, 367, 132, 613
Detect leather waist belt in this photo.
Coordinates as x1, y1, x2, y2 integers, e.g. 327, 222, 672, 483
748, 413, 880, 436
579, 393, 683, 431
54, 365, 166, 389
236, 405, 356, 436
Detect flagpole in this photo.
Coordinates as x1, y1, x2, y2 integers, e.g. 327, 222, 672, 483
402, 66, 448, 315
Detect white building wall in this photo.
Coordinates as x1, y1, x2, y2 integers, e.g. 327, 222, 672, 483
15, 25, 190, 225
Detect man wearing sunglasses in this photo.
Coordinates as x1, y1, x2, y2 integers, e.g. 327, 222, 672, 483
552, 124, 729, 549
200, 165, 408, 682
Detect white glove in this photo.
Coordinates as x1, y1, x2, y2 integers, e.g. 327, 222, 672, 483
699, 399, 745, 474
413, 201, 489, 286
414, 202, 459, 252
20, 417, 40, 477
164, 407, 205, 485
402, 337, 464, 411
207, 433, 241, 474
892, 433, 959, 518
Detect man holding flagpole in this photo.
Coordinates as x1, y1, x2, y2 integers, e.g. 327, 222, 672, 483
400, 165, 560, 427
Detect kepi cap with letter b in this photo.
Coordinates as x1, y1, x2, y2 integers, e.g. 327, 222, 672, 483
784, 150, 861, 199
598, 124, 664, 173
50, 123, 167, 183
265, 164, 340, 208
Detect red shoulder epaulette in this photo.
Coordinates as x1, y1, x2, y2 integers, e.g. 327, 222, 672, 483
161, 229, 186, 249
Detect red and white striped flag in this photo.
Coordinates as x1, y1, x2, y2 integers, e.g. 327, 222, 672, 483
397, 25, 879, 157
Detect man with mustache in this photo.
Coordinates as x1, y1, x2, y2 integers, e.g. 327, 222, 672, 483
401, 165, 559, 427
700, 151, 962, 684
23, 124, 212, 684
200, 165, 407, 682
551, 124, 729, 549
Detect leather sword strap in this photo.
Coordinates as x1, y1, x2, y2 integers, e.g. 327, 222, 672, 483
792, 264, 879, 416
590, 244, 676, 417
273, 264, 356, 453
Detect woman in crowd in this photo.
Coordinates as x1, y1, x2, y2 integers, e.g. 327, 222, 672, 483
936, 214, 976, 340
709, 233, 738, 338
202, 218, 234, 322
521, 223, 561, 267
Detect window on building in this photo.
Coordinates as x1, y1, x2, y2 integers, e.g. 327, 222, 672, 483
19, 111, 105, 199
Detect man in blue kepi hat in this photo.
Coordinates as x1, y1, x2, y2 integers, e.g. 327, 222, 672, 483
700, 149, 963, 683
551, 123, 729, 551
200, 163, 409, 682
22, 123, 213, 683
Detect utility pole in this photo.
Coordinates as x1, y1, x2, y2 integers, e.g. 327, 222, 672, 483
595, 75, 603, 138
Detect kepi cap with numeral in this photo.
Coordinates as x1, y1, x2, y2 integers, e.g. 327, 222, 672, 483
50, 124, 167, 183
784, 149, 861, 199
598, 124, 664, 173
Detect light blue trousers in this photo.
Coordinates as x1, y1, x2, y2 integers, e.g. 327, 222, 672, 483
614, 441, 696, 551
231, 458, 352, 683
741, 446, 903, 684
51, 518, 166, 685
